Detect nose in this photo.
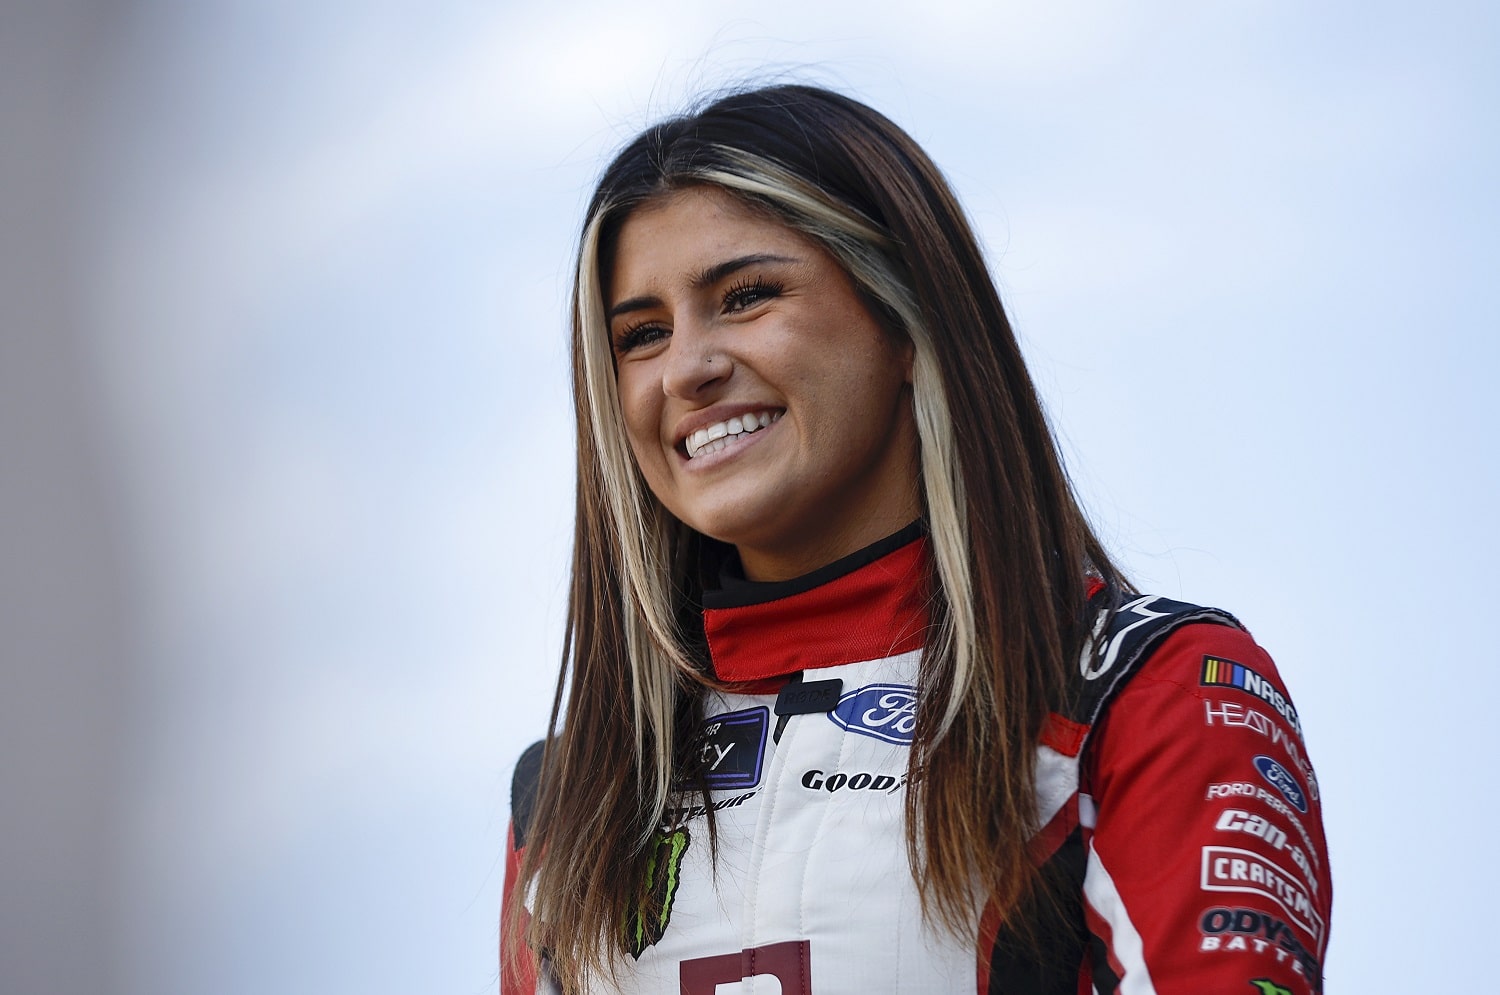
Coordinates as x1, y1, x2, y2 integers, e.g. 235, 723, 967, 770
660, 321, 729, 399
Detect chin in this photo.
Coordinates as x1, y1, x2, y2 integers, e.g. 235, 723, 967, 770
682, 512, 774, 550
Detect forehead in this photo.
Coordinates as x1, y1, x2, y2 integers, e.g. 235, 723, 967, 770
606, 187, 809, 292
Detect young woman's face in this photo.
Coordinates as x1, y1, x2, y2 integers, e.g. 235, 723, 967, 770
606, 186, 921, 582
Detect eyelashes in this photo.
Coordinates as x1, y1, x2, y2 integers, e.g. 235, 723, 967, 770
611, 275, 786, 354
613, 319, 667, 354
722, 276, 784, 313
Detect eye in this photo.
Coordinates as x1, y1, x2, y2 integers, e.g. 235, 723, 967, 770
722, 276, 784, 314
613, 320, 669, 355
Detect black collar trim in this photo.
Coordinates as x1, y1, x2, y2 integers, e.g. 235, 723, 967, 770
701, 521, 927, 610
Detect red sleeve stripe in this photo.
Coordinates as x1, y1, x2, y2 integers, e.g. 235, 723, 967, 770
500, 823, 538, 995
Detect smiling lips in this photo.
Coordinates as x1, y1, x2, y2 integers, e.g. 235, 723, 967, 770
683, 410, 784, 459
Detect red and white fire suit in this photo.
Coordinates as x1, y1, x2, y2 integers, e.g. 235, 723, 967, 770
502, 527, 1331, 994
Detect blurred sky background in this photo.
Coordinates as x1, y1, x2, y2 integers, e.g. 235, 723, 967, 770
3, 1, 1496, 992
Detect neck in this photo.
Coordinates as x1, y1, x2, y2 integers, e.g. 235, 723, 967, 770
702, 523, 930, 683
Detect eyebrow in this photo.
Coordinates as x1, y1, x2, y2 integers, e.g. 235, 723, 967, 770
606, 252, 799, 321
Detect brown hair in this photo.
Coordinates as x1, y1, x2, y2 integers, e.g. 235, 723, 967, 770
509, 83, 1128, 989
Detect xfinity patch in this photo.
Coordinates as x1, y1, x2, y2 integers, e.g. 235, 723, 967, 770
694, 707, 768, 791
828, 683, 918, 745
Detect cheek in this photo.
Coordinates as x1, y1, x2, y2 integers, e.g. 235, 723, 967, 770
615, 376, 663, 463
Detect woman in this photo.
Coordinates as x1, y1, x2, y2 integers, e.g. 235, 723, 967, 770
502, 84, 1330, 995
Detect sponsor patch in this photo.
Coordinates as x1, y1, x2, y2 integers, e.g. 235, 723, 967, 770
1206, 780, 1259, 800
1201, 846, 1324, 945
1199, 906, 1322, 982
1215, 809, 1317, 893
665, 790, 757, 823
1205, 782, 1322, 871
1253, 756, 1309, 814
800, 768, 907, 794
1215, 808, 1289, 850
1205, 701, 1319, 801
681, 940, 813, 995
1200, 655, 1302, 739
775, 677, 842, 716
1249, 980, 1293, 995
685, 707, 768, 791
828, 684, 918, 745
627, 827, 690, 958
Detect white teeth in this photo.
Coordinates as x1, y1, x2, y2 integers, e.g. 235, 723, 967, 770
684, 410, 781, 458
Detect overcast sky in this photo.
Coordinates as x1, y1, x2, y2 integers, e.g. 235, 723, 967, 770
27, 1, 1497, 991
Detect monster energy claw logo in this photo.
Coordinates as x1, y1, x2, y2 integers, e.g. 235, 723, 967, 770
626, 827, 690, 958
1249, 980, 1292, 995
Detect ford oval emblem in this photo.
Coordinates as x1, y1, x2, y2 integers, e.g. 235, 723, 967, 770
1253, 755, 1308, 813
828, 683, 918, 745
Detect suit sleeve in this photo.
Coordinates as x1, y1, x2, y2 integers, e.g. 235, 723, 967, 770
501, 740, 547, 995
1080, 623, 1332, 994
500, 821, 539, 995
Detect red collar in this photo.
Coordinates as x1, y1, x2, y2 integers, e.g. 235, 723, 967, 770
702, 531, 931, 683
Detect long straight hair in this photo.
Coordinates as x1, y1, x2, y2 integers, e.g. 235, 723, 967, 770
512, 84, 1128, 989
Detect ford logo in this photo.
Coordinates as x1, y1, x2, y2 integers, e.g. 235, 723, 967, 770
1254, 755, 1308, 813
828, 684, 918, 745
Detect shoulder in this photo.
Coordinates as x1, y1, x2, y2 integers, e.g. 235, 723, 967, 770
1072, 592, 1322, 819
510, 739, 547, 850
1127, 621, 1298, 707
1098, 619, 1307, 752
1078, 614, 1333, 987
1092, 616, 1320, 803
1065, 593, 1244, 731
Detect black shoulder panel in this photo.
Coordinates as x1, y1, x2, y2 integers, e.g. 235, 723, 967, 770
988, 594, 1242, 988
510, 739, 546, 851
1066, 594, 1243, 732
986, 825, 1090, 995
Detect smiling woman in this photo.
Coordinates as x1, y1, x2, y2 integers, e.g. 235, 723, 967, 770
608, 187, 920, 581
501, 85, 1330, 995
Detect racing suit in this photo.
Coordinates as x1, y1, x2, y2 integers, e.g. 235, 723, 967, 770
502, 526, 1331, 993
